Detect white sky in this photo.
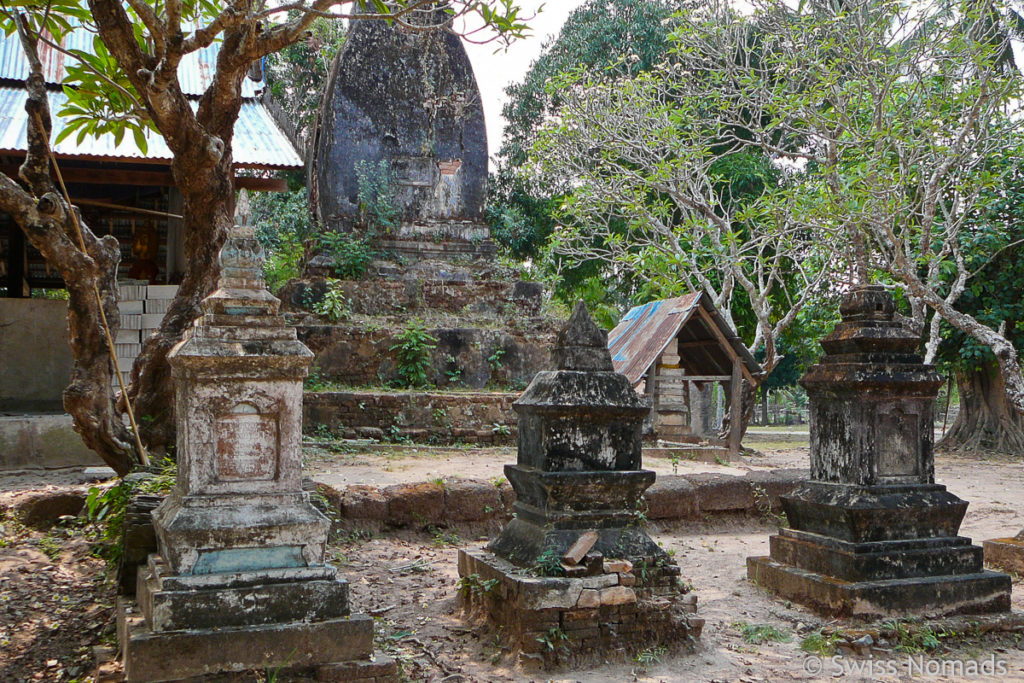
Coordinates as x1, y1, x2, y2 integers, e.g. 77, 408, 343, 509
461, 0, 588, 160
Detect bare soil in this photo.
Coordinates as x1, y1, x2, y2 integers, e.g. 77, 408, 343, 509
3, 443, 1024, 682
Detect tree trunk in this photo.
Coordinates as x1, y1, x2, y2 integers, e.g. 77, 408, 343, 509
938, 361, 1024, 455
718, 380, 755, 442
128, 152, 233, 452
760, 387, 769, 425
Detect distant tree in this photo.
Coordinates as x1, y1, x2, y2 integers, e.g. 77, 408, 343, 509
489, 0, 679, 261
937, 151, 1024, 453
534, 0, 1024, 416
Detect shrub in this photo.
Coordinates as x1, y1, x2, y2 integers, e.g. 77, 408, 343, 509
389, 320, 437, 388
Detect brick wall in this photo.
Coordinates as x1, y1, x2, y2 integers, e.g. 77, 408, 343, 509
304, 390, 519, 444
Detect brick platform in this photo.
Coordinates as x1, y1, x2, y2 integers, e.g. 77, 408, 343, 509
458, 548, 702, 668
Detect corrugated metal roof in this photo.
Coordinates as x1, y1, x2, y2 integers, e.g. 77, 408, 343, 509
0, 87, 302, 169
0, 25, 262, 98
608, 293, 763, 386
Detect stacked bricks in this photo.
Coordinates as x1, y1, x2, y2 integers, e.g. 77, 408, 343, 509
459, 549, 702, 668
114, 282, 178, 388
303, 390, 518, 444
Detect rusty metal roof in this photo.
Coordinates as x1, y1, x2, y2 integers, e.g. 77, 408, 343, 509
0, 25, 262, 98
608, 293, 763, 386
0, 86, 302, 169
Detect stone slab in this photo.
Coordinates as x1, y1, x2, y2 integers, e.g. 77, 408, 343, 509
119, 597, 375, 683
747, 556, 1011, 618
137, 560, 352, 632
769, 530, 984, 582
983, 537, 1024, 575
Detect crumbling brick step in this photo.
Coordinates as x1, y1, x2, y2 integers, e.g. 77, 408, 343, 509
315, 469, 807, 527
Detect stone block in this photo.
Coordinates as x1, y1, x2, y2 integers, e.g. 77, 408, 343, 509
600, 586, 637, 606
317, 657, 399, 682
643, 476, 699, 520
744, 468, 806, 511
604, 559, 633, 573
983, 537, 1024, 574
689, 473, 755, 512
563, 531, 599, 565
444, 479, 501, 522
384, 482, 444, 527
577, 589, 601, 609
336, 485, 388, 520
747, 556, 1011, 618
15, 490, 86, 528
120, 598, 375, 683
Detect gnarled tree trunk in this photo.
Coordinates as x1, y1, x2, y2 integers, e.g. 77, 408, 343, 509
939, 361, 1024, 455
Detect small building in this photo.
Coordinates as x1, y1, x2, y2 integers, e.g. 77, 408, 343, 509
608, 293, 763, 456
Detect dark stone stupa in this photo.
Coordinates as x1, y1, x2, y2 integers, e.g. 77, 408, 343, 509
489, 301, 664, 565
748, 285, 1011, 617
313, 3, 487, 232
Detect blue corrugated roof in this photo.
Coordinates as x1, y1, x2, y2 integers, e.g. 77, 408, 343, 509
0, 86, 302, 169
0, 24, 262, 98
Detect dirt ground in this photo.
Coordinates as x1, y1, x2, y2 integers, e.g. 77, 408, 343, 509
2, 440, 1024, 682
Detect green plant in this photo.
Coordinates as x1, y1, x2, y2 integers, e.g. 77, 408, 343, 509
487, 348, 505, 372
751, 484, 787, 527
389, 320, 437, 388
634, 645, 666, 671
457, 573, 500, 598
262, 230, 305, 294
432, 407, 449, 425
883, 619, 944, 653
304, 367, 331, 391
801, 629, 842, 656
85, 457, 177, 568
355, 159, 400, 232
444, 354, 463, 384
535, 627, 570, 656
427, 524, 459, 547
312, 278, 350, 322
535, 547, 564, 577
733, 621, 792, 645
491, 423, 511, 436
319, 231, 375, 280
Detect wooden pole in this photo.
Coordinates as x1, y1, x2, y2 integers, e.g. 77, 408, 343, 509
728, 357, 743, 459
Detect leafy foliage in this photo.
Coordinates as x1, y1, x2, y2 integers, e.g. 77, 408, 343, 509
389, 320, 437, 388
355, 160, 400, 233
488, 0, 678, 260
264, 13, 346, 151
319, 231, 375, 280
253, 189, 316, 293
313, 278, 351, 322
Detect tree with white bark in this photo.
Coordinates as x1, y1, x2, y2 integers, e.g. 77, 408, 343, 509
531, 0, 1024, 417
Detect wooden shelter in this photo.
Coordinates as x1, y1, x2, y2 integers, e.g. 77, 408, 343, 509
608, 293, 763, 457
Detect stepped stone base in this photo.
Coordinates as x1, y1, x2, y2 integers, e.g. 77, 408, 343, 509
983, 537, 1024, 574
119, 597, 394, 683
459, 548, 701, 668
747, 556, 1011, 618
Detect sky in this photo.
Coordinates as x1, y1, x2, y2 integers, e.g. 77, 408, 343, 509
460, 0, 588, 160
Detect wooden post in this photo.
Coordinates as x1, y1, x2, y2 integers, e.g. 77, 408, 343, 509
728, 357, 743, 458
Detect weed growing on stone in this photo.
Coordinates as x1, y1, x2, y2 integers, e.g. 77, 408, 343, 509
312, 278, 351, 322
633, 645, 667, 672
536, 627, 570, 656
85, 457, 177, 569
427, 525, 459, 547
733, 621, 792, 645
534, 548, 564, 577
390, 319, 438, 388
751, 484, 787, 527
883, 619, 945, 653
457, 573, 499, 599
801, 629, 842, 656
